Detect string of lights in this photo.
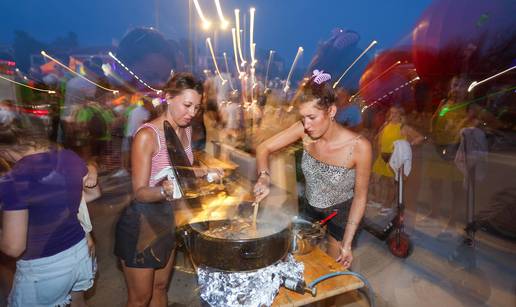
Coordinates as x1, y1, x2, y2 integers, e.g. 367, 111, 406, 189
284, 46, 304, 93
206, 38, 227, 84
231, 28, 244, 78
333, 40, 378, 89
214, 0, 229, 30
193, 0, 211, 30
361, 76, 420, 112
350, 60, 401, 102
0, 74, 56, 94
108, 52, 161, 94
223, 52, 235, 91
468, 65, 516, 92
234, 9, 246, 66
40, 50, 118, 94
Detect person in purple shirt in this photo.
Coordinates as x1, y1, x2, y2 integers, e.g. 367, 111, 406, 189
0, 133, 97, 307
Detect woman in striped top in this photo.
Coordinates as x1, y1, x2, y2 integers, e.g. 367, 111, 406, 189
115, 73, 208, 307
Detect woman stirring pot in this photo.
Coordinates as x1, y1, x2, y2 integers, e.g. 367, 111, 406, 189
254, 71, 372, 268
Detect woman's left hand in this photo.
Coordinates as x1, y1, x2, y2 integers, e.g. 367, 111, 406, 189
207, 167, 224, 181
336, 247, 353, 269
84, 164, 98, 188
198, 166, 224, 181
86, 232, 96, 258
84, 173, 98, 188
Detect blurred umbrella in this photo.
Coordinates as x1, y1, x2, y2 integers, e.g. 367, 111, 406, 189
412, 0, 516, 87
307, 28, 367, 90
115, 27, 179, 91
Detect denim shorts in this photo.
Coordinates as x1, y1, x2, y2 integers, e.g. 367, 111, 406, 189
8, 238, 95, 307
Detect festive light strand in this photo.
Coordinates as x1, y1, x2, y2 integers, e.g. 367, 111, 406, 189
231, 28, 243, 78
108, 52, 161, 94
223, 52, 235, 91
264, 50, 275, 91
40, 51, 118, 94
468, 65, 516, 92
0, 74, 55, 94
284, 47, 304, 93
333, 40, 378, 89
350, 60, 401, 102
249, 7, 256, 67
234, 9, 246, 66
361, 76, 420, 112
193, 0, 211, 30
206, 38, 227, 84
214, 0, 229, 29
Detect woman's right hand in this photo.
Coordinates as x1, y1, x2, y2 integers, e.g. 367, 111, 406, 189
253, 175, 271, 202
162, 179, 174, 200
336, 247, 353, 269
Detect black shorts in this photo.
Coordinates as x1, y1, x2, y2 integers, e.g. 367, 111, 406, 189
302, 198, 361, 245
114, 200, 176, 269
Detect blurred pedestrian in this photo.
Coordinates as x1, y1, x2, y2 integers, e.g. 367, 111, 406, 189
370, 106, 424, 214
0, 131, 97, 307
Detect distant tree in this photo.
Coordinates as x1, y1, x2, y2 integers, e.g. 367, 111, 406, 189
12, 30, 46, 72
50, 32, 79, 52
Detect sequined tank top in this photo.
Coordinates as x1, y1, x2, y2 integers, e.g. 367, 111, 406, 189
301, 136, 361, 209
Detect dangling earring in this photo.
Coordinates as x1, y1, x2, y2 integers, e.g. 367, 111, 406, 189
331, 116, 335, 121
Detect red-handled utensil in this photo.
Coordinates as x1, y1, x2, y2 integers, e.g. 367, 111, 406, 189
318, 211, 338, 226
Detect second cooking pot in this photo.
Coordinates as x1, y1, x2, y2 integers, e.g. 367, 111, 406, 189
291, 216, 325, 255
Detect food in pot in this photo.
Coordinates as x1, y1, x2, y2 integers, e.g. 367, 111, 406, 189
201, 218, 280, 239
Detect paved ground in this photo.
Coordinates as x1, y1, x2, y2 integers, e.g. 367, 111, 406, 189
1, 142, 515, 307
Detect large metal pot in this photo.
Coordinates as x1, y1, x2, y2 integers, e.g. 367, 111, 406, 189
181, 218, 291, 272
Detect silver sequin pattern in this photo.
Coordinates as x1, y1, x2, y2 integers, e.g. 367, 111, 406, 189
198, 254, 304, 307
301, 150, 355, 209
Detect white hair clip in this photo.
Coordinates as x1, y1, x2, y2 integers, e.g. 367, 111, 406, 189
312, 70, 331, 85
151, 98, 162, 107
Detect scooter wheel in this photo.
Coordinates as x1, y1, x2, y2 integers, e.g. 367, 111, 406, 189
387, 233, 412, 258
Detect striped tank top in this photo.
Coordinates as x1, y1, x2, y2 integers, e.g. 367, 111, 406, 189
136, 122, 194, 187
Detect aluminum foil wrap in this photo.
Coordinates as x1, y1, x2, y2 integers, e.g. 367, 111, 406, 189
198, 254, 304, 307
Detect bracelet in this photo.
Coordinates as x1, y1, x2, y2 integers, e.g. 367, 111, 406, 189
160, 186, 167, 199
341, 246, 352, 252
86, 180, 98, 188
347, 220, 359, 226
258, 170, 270, 178
160, 186, 174, 201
